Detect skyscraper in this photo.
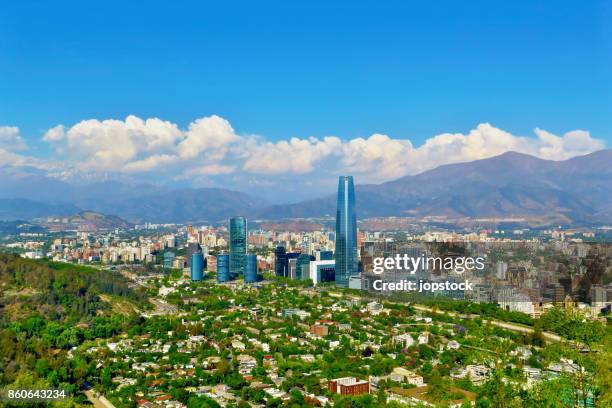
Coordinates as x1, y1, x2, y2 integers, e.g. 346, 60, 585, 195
229, 216, 247, 277
244, 254, 257, 283
191, 251, 204, 281
296, 253, 315, 280
335, 176, 358, 287
274, 246, 287, 277
186, 242, 201, 268
274, 245, 299, 278
217, 254, 230, 283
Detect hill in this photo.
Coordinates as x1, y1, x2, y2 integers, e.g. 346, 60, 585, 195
0, 198, 81, 221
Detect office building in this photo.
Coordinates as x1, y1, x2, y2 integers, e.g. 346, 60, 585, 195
191, 251, 204, 281
335, 176, 358, 287
296, 253, 315, 280
316, 250, 333, 261
163, 251, 175, 268
308, 260, 335, 285
186, 242, 201, 268
274, 246, 287, 277
274, 245, 299, 278
245, 254, 257, 283
217, 254, 230, 283
229, 216, 247, 277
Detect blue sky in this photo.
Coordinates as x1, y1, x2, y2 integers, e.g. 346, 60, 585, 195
0, 1, 610, 200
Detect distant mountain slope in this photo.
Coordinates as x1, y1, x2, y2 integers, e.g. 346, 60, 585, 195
0, 198, 81, 221
0, 150, 610, 223
111, 188, 268, 223
35, 211, 133, 230
0, 173, 268, 223
259, 149, 612, 223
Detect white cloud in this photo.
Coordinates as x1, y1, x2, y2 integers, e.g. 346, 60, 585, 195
533, 128, 604, 160
243, 136, 342, 174
177, 115, 239, 160
340, 134, 413, 180
43, 125, 66, 142
28, 115, 608, 190
44, 115, 183, 171
184, 164, 236, 176
122, 154, 179, 173
0, 126, 27, 151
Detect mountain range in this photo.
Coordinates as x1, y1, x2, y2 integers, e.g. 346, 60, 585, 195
0, 149, 610, 224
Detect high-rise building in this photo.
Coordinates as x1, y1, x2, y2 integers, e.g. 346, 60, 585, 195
288, 258, 298, 279
191, 251, 204, 281
335, 176, 358, 287
229, 216, 247, 277
245, 254, 257, 283
217, 254, 230, 283
296, 253, 315, 280
274, 246, 287, 277
301, 235, 312, 255
163, 251, 175, 268
316, 250, 333, 261
186, 242, 201, 268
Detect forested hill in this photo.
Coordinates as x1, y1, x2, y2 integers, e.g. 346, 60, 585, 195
0, 253, 149, 395
0, 253, 148, 323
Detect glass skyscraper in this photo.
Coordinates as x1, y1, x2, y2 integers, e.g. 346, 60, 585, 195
217, 254, 230, 283
229, 216, 247, 277
335, 175, 358, 287
274, 246, 287, 277
244, 254, 257, 283
191, 251, 204, 281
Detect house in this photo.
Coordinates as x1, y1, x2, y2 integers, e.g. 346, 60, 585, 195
447, 340, 460, 350
393, 333, 415, 348
310, 324, 329, 337
231, 340, 246, 351
466, 365, 490, 385
390, 367, 425, 387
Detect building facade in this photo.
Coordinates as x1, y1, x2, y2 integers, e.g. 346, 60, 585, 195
191, 251, 204, 281
335, 176, 358, 287
328, 377, 369, 396
229, 216, 247, 277
274, 246, 287, 277
217, 254, 230, 283
244, 253, 257, 283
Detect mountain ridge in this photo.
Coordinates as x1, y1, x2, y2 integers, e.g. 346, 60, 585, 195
0, 149, 610, 224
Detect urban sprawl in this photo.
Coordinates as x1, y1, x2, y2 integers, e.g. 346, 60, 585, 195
1, 176, 610, 408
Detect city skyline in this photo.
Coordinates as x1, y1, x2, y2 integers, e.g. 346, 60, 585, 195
1, 2, 611, 407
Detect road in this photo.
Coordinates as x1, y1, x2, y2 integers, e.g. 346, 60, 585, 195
411, 304, 562, 342
146, 297, 179, 316
84, 390, 116, 408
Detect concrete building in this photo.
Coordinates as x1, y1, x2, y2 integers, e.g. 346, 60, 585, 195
328, 377, 369, 396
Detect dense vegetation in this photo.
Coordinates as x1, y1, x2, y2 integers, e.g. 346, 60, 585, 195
0, 253, 148, 404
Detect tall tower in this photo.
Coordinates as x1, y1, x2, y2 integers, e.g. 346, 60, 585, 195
335, 176, 358, 287
191, 251, 204, 281
217, 254, 230, 283
274, 245, 287, 277
229, 216, 247, 277
244, 254, 258, 283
